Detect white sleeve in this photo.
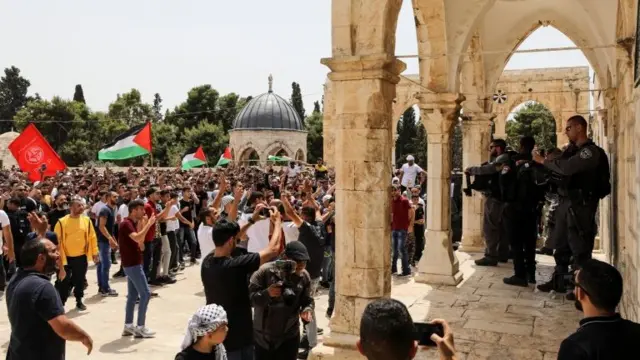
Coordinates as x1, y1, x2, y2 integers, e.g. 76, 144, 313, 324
0, 211, 9, 228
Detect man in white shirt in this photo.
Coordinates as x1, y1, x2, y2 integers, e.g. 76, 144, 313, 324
164, 193, 181, 273
399, 155, 425, 198
0, 209, 14, 290
197, 209, 216, 262
237, 192, 270, 253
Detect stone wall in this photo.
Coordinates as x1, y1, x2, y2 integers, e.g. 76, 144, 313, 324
229, 129, 307, 165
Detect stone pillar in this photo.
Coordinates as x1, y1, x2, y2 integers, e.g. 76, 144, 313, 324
323, 80, 336, 166
315, 54, 405, 356
392, 134, 399, 169
459, 113, 493, 252
493, 113, 507, 140
415, 93, 464, 286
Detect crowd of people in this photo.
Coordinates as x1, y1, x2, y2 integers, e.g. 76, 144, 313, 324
3, 114, 640, 360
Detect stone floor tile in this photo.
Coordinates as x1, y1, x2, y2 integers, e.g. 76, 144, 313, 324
463, 319, 533, 336
518, 290, 564, 303
462, 309, 535, 325
507, 305, 555, 317
454, 299, 509, 312
543, 352, 559, 360
479, 295, 545, 308
533, 317, 579, 339
467, 342, 544, 360
499, 333, 563, 353
454, 327, 502, 344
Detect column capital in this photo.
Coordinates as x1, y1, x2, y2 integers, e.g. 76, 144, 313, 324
321, 54, 406, 83
418, 92, 464, 136
462, 112, 495, 131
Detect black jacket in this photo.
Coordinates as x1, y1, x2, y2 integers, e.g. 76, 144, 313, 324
558, 314, 640, 359
248, 262, 314, 349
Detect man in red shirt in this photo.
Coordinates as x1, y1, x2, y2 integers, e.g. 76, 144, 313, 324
391, 185, 413, 276
143, 188, 173, 285
119, 199, 157, 338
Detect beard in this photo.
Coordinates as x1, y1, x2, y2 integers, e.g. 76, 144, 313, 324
43, 255, 58, 275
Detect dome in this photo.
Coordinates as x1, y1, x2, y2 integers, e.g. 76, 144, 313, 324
232, 75, 305, 131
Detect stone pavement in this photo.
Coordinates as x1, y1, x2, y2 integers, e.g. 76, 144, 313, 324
0, 251, 582, 359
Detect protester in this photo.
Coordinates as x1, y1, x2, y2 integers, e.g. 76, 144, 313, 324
175, 304, 229, 360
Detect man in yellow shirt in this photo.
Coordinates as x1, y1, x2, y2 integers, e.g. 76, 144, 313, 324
54, 196, 99, 310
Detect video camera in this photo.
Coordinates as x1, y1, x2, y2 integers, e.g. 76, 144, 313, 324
274, 260, 298, 306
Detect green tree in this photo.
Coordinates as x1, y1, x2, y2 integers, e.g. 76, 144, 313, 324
290, 82, 305, 120
395, 107, 427, 169
108, 89, 153, 127
166, 85, 219, 133
73, 84, 86, 103
182, 122, 229, 165
305, 109, 323, 163
0, 66, 31, 132
152, 93, 163, 122
151, 122, 179, 166
217, 92, 241, 132
313, 101, 321, 114
506, 102, 557, 151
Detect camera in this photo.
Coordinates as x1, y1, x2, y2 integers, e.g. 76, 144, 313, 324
274, 260, 298, 306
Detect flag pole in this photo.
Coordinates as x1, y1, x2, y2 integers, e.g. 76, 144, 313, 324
150, 152, 154, 167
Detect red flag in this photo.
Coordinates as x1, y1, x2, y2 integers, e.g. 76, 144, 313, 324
8, 123, 67, 181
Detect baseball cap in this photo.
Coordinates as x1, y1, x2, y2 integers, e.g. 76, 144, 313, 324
406, 155, 415, 161
285, 241, 310, 262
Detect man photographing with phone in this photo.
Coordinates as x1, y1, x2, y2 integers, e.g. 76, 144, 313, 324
358, 298, 458, 360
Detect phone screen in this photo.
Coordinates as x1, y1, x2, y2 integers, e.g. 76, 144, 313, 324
414, 322, 444, 346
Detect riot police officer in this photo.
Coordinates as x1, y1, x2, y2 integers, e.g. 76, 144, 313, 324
502, 136, 546, 287
465, 139, 513, 266
533, 115, 611, 299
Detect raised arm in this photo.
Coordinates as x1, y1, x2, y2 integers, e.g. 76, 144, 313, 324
257, 207, 283, 265
281, 193, 303, 227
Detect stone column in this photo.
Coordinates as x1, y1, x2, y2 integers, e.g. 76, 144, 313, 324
493, 113, 507, 140
459, 113, 493, 252
323, 80, 336, 166
392, 134, 399, 169
415, 93, 464, 286
315, 54, 405, 356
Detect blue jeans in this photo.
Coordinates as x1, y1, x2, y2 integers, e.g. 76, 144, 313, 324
392, 230, 410, 274
123, 265, 151, 326
97, 241, 112, 292
177, 227, 197, 262
226, 345, 254, 360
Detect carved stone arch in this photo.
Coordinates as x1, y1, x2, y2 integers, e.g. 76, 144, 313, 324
484, 18, 609, 95
295, 149, 305, 161
237, 146, 260, 164
330, 0, 403, 57
263, 141, 294, 159
413, 0, 450, 92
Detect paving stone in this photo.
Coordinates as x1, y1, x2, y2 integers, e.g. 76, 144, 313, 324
454, 299, 509, 312
467, 342, 544, 360
507, 305, 555, 317
499, 333, 563, 353
464, 319, 533, 336
479, 295, 545, 308
453, 328, 502, 344
462, 309, 535, 325
543, 352, 559, 360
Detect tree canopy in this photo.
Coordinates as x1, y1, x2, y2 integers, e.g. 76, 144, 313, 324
506, 102, 557, 151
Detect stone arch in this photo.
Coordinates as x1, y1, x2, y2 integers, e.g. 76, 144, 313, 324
263, 140, 294, 159
238, 147, 260, 164
413, 0, 450, 92
330, 0, 403, 57
484, 19, 609, 95
295, 149, 305, 161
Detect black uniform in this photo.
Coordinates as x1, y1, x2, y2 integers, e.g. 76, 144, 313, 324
543, 140, 610, 274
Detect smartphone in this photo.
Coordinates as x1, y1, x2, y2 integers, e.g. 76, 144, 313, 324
414, 322, 444, 346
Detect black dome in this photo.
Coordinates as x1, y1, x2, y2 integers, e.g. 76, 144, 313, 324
232, 78, 304, 131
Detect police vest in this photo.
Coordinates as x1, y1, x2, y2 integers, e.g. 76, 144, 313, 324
566, 141, 611, 200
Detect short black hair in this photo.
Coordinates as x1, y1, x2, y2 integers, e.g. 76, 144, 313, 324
146, 187, 159, 198
21, 239, 48, 268
301, 206, 316, 221
520, 136, 536, 153
568, 115, 588, 129
359, 298, 415, 360
248, 191, 265, 205
199, 209, 213, 223
128, 199, 145, 213
159, 189, 170, 197
212, 219, 240, 247
492, 139, 507, 151
577, 259, 623, 312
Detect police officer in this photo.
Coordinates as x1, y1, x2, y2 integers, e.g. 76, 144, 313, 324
503, 136, 546, 287
533, 115, 610, 300
465, 139, 512, 266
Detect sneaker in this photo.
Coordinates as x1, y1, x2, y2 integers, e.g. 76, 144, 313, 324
112, 270, 125, 278
76, 301, 87, 311
122, 324, 136, 337
106, 289, 119, 297
536, 247, 553, 256
317, 327, 324, 335
159, 276, 177, 284
297, 349, 309, 360
398, 272, 411, 277
179, 263, 186, 271
150, 292, 159, 297
134, 326, 156, 338
148, 279, 165, 287
99, 289, 109, 297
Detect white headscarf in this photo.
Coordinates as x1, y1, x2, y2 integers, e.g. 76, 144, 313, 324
180, 304, 228, 360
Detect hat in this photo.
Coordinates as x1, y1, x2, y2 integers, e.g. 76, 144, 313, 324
285, 241, 310, 262
322, 195, 332, 203
406, 155, 415, 161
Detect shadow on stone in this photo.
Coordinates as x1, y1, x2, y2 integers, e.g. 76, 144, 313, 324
99, 337, 143, 354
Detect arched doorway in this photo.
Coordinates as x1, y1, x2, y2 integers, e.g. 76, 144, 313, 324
506, 101, 558, 151
238, 147, 260, 166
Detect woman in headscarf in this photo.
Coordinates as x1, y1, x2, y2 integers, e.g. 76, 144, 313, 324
175, 304, 229, 360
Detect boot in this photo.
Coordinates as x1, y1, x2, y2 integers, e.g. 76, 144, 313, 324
475, 257, 498, 267
503, 275, 528, 287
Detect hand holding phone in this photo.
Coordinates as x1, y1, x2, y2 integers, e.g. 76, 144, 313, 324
417, 319, 456, 358
414, 322, 444, 346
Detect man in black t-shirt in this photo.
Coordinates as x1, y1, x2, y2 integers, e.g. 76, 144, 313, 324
7, 239, 93, 359
201, 207, 283, 360
410, 189, 425, 266
179, 187, 198, 264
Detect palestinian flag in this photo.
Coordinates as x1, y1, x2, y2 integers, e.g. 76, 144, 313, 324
215, 147, 232, 167
98, 122, 152, 160
268, 155, 292, 162
182, 146, 207, 170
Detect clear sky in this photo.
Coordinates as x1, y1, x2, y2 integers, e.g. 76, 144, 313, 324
0, 0, 589, 114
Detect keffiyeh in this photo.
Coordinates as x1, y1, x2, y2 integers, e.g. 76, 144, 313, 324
180, 304, 228, 360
